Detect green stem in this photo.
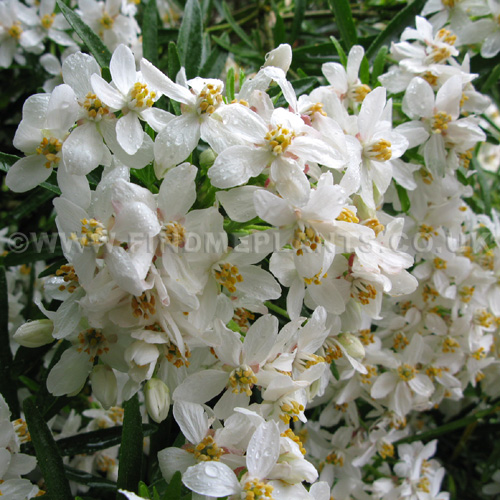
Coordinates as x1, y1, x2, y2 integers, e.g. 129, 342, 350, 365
264, 301, 290, 319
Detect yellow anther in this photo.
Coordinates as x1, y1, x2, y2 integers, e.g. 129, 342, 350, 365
422, 71, 438, 87
442, 337, 460, 353
70, 218, 108, 248
422, 284, 439, 302
13, 418, 31, 443
397, 363, 416, 381
55, 264, 79, 293
337, 208, 359, 223
35, 137, 62, 169
228, 365, 257, 396
419, 224, 438, 241
197, 83, 223, 115
366, 139, 392, 161
292, 226, 322, 256
281, 429, 306, 455
378, 441, 394, 459
432, 111, 452, 133
325, 451, 344, 466
359, 329, 375, 345
83, 92, 110, 119
41, 13, 55, 29
459, 285, 475, 303
214, 262, 243, 294
186, 435, 224, 462
161, 221, 186, 248
360, 365, 378, 384
265, 124, 295, 155
243, 478, 274, 500
350, 83, 371, 103
100, 12, 114, 29
232, 308, 255, 333
425, 366, 442, 379
76, 328, 109, 362
393, 332, 409, 350
8, 22, 22, 39
433, 257, 447, 269
363, 218, 385, 236
131, 292, 156, 319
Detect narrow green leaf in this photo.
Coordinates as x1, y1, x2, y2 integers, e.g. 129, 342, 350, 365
12, 189, 55, 221
163, 471, 182, 500
365, 0, 426, 60
371, 45, 388, 87
116, 394, 144, 498
0, 151, 19, 166
226, 67, 235, 101
330, 361, 340, 381
395, 182, 411, 213
139, 482, 151, 499
199, 45, 228, 78
291, 0, 305, 42
65, 465, 117, 490
359, 55, 370, 85
221, 1, 254, 48
168, 42, 182, 115
273, 7, 285, 46
473, 154, 492, 215
177, 0, 203, 79
482, 63, 500, 92
327, 0, 358, 51
211, 35, 261, 63
329, 36, 347, 67
4, 246, 64, 268
142, 0, 159, 66
24, 398, 72, 499
0, 266, 19, 418
56, 0, 111, 68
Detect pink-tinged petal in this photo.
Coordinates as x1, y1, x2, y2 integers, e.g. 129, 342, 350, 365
63, 122, 107, 174
173, 400, 209, 445
141, 58, 194, 104
208, 145, 271, 188
217, 186, 260, 222
110, 44, 137, 95
47, 348, 93, 396
91, 73, 126, 110
5, 156, 51, 193
173, 370, 228, 403
243, 314, 278, 365
435, 75, 461, 119
246, 421, 280, 479
46, 84, 79, 131
402, 77, 434, 120
238, 266, 281, 301
158, 447, 196, 482
62, 52, 100, 99
158, 162, 197, 219
254, 189, 295, 226
271, 158, 310, 207
154, 113, 200, 175
182, 462, 240, 497
370, 371, 398, 399
322, 62, 348, 94
116, 112, 144, 155
358, 87, 386, 140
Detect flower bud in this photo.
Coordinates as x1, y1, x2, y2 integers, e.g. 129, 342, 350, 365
199, 148, 216, 169
145, 379, 170, 423
90, 365, 117, 409
337, 333, 365, 359
13, 319, 54, 348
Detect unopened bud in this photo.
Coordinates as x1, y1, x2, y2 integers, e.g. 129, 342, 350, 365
337, 333, 365, 359
199, 148, 216, 169
90, 365, 117, 409
13, 319, 54, 348
145, 379, 170, 423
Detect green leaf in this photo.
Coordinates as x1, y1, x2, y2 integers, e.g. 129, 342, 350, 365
330, 360, 340, 381
3, 245, 64, 268
163, 471, 182, 500
116, 394, 144, 498
226, 67, 235, 101
199, 45, 228, 79
177, 0, 203, 79
65, 465, 117, 490
473, 153, 491, 215
395, 182, 411, 213
211, 35, 261, 63
327, 0, 358, 51
131, 164, 158, 193
142, 0, 159, 66
0, 151, 19, 166
168, 42, 182, 115
273, 6, 285, 46
221, 1, 254, 48
52, 423, 158, 456
329, 36, 347, 67
359, 55, 370, 85
56, 0, 111, 68
139, 482, 151, 499
0, 266, 19, 418
24, 398, 72, 499
371, 45, 388, 87
291, 0, 305, 42
365, 0, 426, 60
482, 63, 500, 92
